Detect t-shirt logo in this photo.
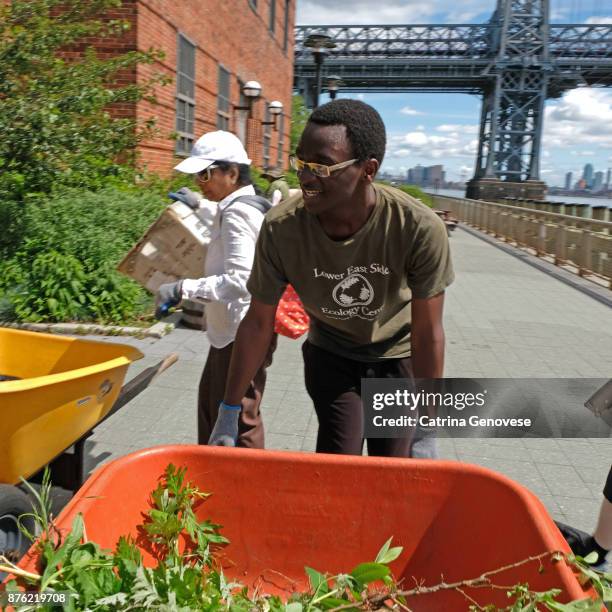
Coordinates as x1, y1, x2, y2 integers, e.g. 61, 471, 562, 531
332, 274, 374, 307
314, 264, 388, 320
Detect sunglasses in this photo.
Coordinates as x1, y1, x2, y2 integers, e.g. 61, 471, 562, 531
196, 164, 219, 183
289, 156, 358, 178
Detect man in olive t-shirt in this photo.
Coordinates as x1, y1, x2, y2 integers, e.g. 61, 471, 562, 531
249, 182, 452, 362
208, 99, 454, 456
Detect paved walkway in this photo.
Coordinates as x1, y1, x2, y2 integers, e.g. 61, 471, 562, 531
79, 226, 611, 536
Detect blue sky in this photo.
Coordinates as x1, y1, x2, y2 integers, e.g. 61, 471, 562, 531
296, 1, 612, 187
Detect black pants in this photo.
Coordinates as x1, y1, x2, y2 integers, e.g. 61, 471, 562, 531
302, 340, 415, 457
604, 465, 612, 503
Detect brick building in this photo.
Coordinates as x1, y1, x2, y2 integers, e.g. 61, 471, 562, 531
94, 0, 296, 175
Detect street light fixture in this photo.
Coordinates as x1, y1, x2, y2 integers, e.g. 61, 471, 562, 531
304, 31, 336, 108
326, 74, 342, 100
261, 100, 284, 130
234, 80, 262, 117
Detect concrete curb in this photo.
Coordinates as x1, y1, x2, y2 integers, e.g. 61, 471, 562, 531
458, 224, 612, 309
1, 312, 183, 339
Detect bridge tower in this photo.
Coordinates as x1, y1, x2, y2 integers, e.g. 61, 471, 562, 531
295, 2, 611, 200
467, 0, 550, 200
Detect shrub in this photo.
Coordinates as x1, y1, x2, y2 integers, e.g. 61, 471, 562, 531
0, 0, 165, 201
2, 251, 92, 322
397, 184, 434, 207
290, 94, 310, 154
0, 186, 166, 324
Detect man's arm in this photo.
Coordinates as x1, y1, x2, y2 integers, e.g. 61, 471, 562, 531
223, 297, 278, 405
410, 291, 446, 379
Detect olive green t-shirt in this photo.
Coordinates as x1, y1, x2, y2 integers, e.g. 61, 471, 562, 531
247, 183, 454, 361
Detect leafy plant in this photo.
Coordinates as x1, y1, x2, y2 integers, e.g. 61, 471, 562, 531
0, 186, 165, 324
0, 0, 170, 285
1, 465, 610, 611
250, 166, 273, 196
0, 0, 166, 200
397, 183, 434, 207
2, 251, 89, 322
290, 95, 310, 156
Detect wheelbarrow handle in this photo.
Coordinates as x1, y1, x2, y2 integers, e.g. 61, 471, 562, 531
152, 352, 179, 378
98, 352, 179, 426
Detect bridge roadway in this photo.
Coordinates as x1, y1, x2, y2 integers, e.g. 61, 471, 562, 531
73, 225, 611, 536
293, 23, 612, 93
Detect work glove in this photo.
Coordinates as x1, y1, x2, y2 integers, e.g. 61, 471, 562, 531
168, 187, 202, 210
208, 401, 241, 446
155, 280, 183, 319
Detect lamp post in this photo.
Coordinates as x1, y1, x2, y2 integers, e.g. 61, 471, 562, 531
233, 81, 262, 156
234, 85, 284, 163
326, 74, 342, 100
237, 80, 262, 117
304, 31, 336, 108
261, 100, 284, 130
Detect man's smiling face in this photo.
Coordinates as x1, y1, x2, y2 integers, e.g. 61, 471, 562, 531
296, 122, 364, 215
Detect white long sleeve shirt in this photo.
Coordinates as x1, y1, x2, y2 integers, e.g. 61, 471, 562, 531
181, 185, 265, 348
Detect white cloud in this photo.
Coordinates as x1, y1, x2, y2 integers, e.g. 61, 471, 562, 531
570, 150, 597, 157
296, 0, 493, 25
463, 140, 478, 154
403, 132, 429, 146
436, 124, 479, 134
584, 16, 612, 24
393, 148, 412, 158
386, 127, 477, 163
550, 6, 569, 20
297, 0, 434, 24
544, 88, 612, 151
399, 105, 422, 116
541, 89, 612, 184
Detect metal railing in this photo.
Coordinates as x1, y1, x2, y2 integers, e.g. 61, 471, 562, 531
433, 195, 612, 288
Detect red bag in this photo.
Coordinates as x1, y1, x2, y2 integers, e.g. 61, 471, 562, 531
274, 285, 309, 339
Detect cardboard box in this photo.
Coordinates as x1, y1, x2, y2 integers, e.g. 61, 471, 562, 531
117, 201, 212, 293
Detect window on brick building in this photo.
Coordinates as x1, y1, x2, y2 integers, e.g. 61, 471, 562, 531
249, 0, 257, 10
283, 0, 290, 52
269, 0, 276, 33
176, 34, 196, 156
263, 101, 272, 170
235, 80, 248, 146
217, 66, 231, 130
276, 113, 284, 167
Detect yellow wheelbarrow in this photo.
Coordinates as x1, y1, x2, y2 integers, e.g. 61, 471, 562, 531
0, 327, 177, 566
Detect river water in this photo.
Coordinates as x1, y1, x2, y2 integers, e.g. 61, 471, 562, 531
428, 188, 612, 209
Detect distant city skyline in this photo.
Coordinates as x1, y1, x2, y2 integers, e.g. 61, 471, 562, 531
296, 0, 612, 188
567, 162, 611, 193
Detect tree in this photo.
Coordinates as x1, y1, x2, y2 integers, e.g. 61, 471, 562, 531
290, 94, 310, 154
286, 94, 310, 186
0, 0, 164, 201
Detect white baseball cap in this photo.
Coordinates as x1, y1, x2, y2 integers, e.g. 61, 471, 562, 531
174, 130, 251, 174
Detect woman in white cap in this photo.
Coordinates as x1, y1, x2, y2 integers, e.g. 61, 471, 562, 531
155, 131, 276, 448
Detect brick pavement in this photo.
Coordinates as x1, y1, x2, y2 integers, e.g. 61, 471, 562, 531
79, 226, 612, 537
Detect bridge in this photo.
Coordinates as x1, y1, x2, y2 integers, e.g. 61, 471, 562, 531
293, 0, 612, 200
